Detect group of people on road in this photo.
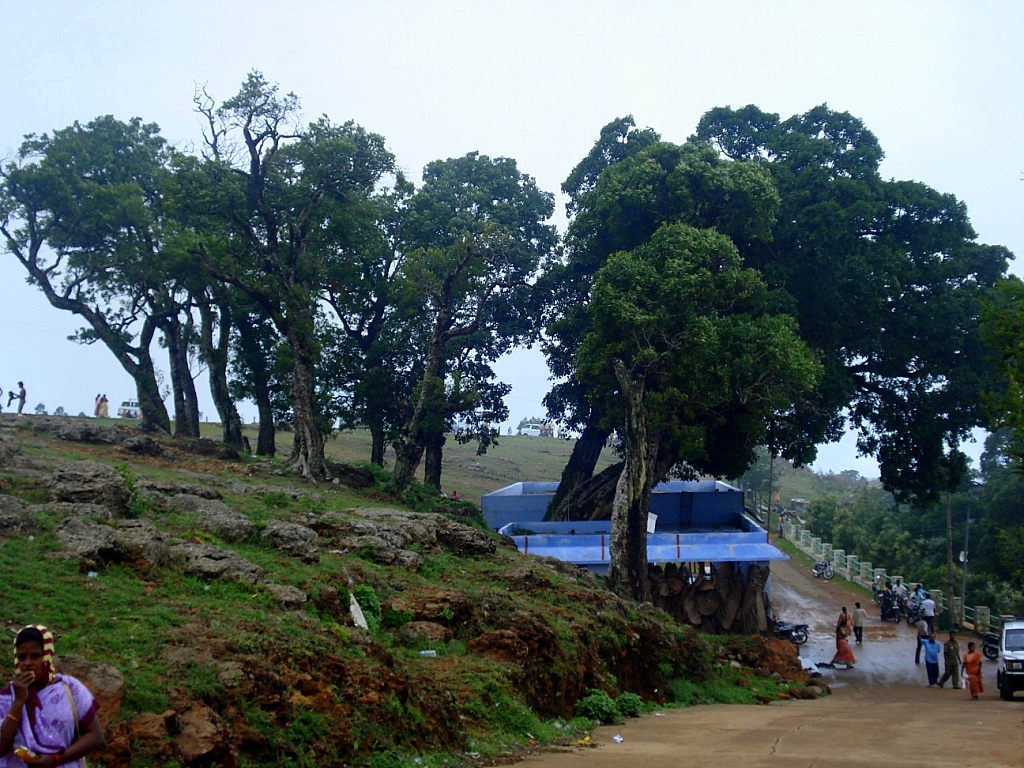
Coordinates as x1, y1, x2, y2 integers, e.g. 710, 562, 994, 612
827, 599, 986, 699
919, 629, 985, 698
1, 382, 26, 414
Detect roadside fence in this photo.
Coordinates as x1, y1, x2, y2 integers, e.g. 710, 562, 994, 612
781, 520, 1013, 634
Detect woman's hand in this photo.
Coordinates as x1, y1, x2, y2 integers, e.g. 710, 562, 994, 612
10, 670, 35, 702
23, 753, 60, 767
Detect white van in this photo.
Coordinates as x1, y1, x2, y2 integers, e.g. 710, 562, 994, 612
520, 424, 542, 436
118, 400, 142, 419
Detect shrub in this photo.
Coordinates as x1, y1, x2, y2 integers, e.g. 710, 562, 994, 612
615, 692, 643, 718
575, 689, 619, 724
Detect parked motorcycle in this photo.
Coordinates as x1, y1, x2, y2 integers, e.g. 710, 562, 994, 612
983, 632, 1001, 661
775, 622, 810, 646
812, 560, 835, 580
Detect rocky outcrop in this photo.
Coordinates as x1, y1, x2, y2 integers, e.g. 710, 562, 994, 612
0, 429, 22, 468
315, 507, 500, 568
397, 621, 453, 645
46, 461, 131, 516
121, 436, 164, 456
0, 495, 36, 535
29, 417, 128, 445
169, 494, 256, 542
261, 520, 319, 562
57, 653, 126, 724
138, 479, 222, 501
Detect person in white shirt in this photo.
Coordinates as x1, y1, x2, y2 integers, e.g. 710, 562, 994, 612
921, 594, 937, 634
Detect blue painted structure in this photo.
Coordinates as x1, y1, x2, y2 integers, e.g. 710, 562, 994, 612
482, 479, 787, 576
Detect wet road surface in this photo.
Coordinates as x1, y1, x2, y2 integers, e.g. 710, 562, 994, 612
524, 558, 1024, 767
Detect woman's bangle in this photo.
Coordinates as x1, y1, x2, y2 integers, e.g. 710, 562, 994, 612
4, 712, 19, 725
53, 753, 63, 767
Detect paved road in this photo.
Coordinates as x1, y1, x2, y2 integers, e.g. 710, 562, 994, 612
524, 559, 1024, 768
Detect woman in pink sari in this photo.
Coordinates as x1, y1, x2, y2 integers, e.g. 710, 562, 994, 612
832, 606, 857, 667
0, 625, 104, 767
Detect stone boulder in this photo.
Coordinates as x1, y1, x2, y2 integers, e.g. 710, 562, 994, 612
169, 495, 256, 542
0, 495, 36, 535
165, 539, 267, 583
397, 621, 453, 645
436, 520, 497, 556
57, 653, 125, 723
0, 430, 22, 468
46, 461, 131, 516
43, 501, 114, 520
467, 629, 530, 663
167, 437, 240, 461
264, 583, 309, 609
27, 417, 126, 445
138, 479, 222, 501
121, 436, 164, 456
261, 520, 319, 562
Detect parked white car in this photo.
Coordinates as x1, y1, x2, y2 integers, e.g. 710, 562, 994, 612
997, 619, 1024, 700
118, 400, 142, 419
520, 424, 542, 436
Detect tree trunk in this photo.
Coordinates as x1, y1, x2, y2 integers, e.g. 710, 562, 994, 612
369, 422, 385, 466
607, 359, 657, 604
288, 328, 327, 479
199, 300, 244, 449
547, 417, 611, 520
235, 318, 276, 456
133, 324, 171, 433
393, 371, 445, 490
163, 316, 201, 438
423, 428, 445, 489
255, 398, 277, 456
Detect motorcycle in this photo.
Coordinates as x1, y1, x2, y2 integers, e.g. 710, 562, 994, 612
812, 560, 835, 580
878, 592, 902, 623
983, 632, 1000, 661
775, 621, 810, 646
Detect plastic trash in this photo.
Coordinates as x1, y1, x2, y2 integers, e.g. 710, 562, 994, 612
419, 650, 437, 657
612, 734, 624, 743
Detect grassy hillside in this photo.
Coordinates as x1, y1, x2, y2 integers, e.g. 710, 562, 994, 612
0, 417, 815, 767
265, 427, 619, 507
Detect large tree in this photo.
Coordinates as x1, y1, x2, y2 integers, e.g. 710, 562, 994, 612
577, 224, 820, 600
0, 116, 181, 431
694, 104, 1011, 504
542, 137, 782, 519
184, 73, 394, 478
390, 152, 556, 489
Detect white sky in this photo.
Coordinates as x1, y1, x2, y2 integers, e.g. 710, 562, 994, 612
2, 1, 1022, 477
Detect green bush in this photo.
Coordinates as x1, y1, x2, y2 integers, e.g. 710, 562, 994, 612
575, 689, 619, 724
353, 585, 381, 631
615, 692, 643, 718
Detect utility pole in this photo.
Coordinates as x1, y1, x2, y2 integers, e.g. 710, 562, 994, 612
946, 490, 955, 628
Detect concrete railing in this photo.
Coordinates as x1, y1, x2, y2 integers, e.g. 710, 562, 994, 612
781, 520, 999, 632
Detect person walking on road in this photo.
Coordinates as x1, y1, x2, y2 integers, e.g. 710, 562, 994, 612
852, 602, 867, 643
962, 641, 984, 699
937, 630, 962, 688
914, 617, 930, 664
923, 633, 942, 686
836, 606, 851, 640
921, 593, 937, 634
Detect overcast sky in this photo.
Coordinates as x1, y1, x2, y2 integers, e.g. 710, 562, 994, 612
2, 1, 1022, 477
